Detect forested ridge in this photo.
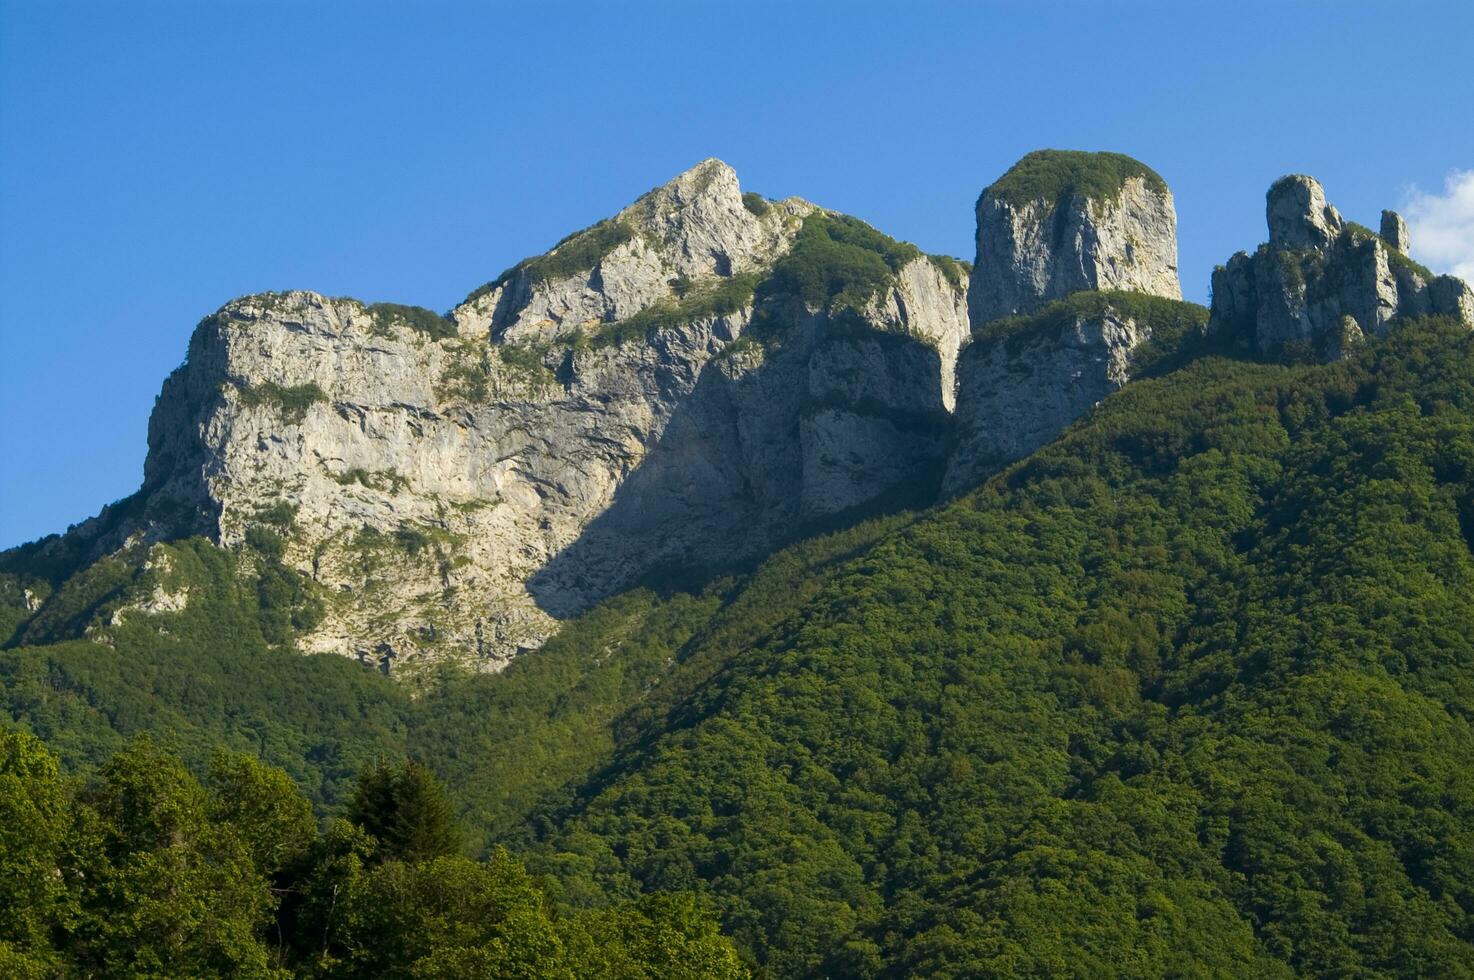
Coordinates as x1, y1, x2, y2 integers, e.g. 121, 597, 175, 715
4, 317, 1474, 975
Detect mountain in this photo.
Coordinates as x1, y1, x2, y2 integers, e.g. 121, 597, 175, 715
4, 159, 978, 672
3, 151, 1474, 976
1211, 173, 1474, 359
2, 151, 1202, 677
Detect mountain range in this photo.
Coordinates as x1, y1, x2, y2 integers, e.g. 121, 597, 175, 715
3, 149, 1473, 976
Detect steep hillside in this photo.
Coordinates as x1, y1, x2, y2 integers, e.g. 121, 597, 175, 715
507, 317, 1474, 976
0, 536, 413, 804
3, 161, 973, 675
6, 318, 1473, 975
4, 152, 1474, 976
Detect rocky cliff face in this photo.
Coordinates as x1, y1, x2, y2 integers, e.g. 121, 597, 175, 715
454, 159, 812, 345
17, 152, 1470, 678
945, 292, 1206, 495
968, 150, 1182, 326
28, 161, 969, 673
1209, 175, 1474, 358
945, 151, 1195, 496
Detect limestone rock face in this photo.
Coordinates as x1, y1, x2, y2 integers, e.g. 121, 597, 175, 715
454, 159, 814, 345
122, 290, 968, 672
1381, 209, 1410, 254
859, 255, 971, 409
1430, 275, 1474, 325
969, 150, 1182, 326
1209, 175, 1473, 358
1266, 174, 1344, 250
945, 303, 1163, 495
26, 162, 971, 674
2, 150, 1226, 674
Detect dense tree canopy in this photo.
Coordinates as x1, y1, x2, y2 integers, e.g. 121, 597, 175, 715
0, 731, 746, 977
4, 316, 1474, 975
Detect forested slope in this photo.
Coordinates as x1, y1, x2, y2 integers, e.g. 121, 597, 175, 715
504, 318, 1474, 975
4, 318, 1474, 975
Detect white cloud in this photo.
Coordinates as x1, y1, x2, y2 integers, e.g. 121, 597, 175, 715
1401, 169, 1474, 282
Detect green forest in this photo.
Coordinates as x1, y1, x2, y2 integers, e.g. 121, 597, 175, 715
4, 316, 1474, 975
0, 732, 744, 976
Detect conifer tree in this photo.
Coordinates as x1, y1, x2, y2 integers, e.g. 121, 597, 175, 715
347, 759, 462, 861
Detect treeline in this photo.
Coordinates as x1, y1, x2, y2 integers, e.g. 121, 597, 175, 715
5, 317, 1474, 975
0, 731, 747, 978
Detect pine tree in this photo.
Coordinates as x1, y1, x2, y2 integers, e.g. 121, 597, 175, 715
347, 760, 462, 862
388, 762, 462, 861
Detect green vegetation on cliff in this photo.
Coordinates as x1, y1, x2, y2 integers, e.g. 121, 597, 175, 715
1342, 220, 1441, 282
466, 218, 637, 304
975, 289, 1209, 371
928, 253, 970, 290
985, 149, 1169, 210
366, 302, 457, 340
5, 318, 1474, 975
236, 380, 328, 424
587, 271, 761, 349
759, 213, 920, 316
584, 212, 936, 352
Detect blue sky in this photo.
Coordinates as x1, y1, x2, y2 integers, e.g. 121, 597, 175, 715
3, 0, 1473, 547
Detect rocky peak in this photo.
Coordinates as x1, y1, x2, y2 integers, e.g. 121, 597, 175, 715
1380, 209, 1410, 254
1266, 174, 1344, 250
451, 159, 813, 344
968, 150, 1182, 326
10, 162, 976, 677
614, 158, 772, 277
1211, 176, 1473, 359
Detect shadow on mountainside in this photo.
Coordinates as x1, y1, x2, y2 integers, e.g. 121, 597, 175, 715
525, 322, 953, 619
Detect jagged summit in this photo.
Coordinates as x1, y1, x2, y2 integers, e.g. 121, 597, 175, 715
619, 157, 749, 233
1380, 209, 1410, 253
5, 157, 977, 674
452, 158, 814, 344
18, 152, 1466, 680
646, 155, 735, 193
614, 157, 810, 281
969, 149, 1182, 326
1210, 174, 1473, 359
1265, 173, 1344, 250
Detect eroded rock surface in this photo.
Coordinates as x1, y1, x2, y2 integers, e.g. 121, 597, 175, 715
454, 159, 814, 345
28, 154, 1462, 678
969, 150, 1182, 326
23, 160, 970, 672
1209, 175, 1474, 358
946, 295, 1203, 495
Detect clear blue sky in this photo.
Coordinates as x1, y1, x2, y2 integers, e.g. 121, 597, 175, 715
3, 0, 1473, 548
